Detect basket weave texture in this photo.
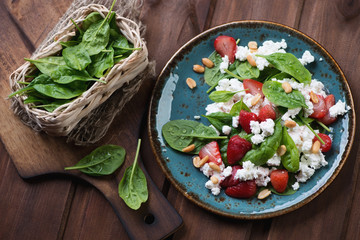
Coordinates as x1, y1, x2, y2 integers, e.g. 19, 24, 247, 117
9, 2, 151, 145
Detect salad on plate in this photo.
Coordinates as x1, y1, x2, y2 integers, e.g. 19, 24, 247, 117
161, 35, 350, 200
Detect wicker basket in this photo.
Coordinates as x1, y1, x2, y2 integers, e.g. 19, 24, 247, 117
9, 4, 149, 142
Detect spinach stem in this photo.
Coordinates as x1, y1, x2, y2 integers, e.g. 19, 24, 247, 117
17, 81, 30, 85
236, 39, 240, 44
316, 120, 332, 132
64, 156, 112, 170
70, 18, 83, 34
131, 139, 142, 180
206, 84, 217, 94
299, 115, 325, 145
224, 69, 244, 81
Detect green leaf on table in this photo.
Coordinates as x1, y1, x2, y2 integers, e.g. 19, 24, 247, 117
64, 145, 126, 176
118, 139, 148, 210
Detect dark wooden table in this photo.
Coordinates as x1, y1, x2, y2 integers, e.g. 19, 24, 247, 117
1, 0, 359, 239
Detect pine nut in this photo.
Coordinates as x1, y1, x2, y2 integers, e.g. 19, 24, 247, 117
258, 189, 271, 200
251, 93, 262, 106
186, 78, 196, 89
311, 140, 321, 153
277, 145, 287, 156
247, 54, 257, 67
284, 119, 297, 128
202, 58, 214, 68
282, 82, 292, 93
209, 162, 221, 172
310, 91, 319, 103
210, 176, 219, 184
248, 41, 258, 50
182, 144, 195, 152
193, 64, 205, 73
193, 156, 209, 168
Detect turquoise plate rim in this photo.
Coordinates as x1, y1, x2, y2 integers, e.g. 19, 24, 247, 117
148, 20, 356, 219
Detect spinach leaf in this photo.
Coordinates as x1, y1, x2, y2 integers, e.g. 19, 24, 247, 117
256, 67, 280, 82
162, 119, 227, 154
32, 99, 72, 112
257, 53, 311, 84
81, 12, 103, 31
24, 57, 67, 76
50, 66, 104, 84
109, 12, 121, 38
236, 61, 260, 79
8, 74, 53, 98
81, 0, 117, 57
33, 81, 88, 99
229, 98, 250, 116
65, 145, 126, 176
87, 46, 114, 78
281, 127, 300, 172
60, 41, 80, 48
118, 139, 148, 210
113, 35, 131, 53
209, 90, 244, 103
242, 120, 282, 165
204, 51, 222, 87
271, 72, 292, 80
262, 81, 307, 109
62, 44, 91, 70
238, 130, 253, 142
203, 112, 233, 132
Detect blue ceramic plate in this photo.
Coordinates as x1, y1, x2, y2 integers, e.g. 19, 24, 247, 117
148, 21, 355, 219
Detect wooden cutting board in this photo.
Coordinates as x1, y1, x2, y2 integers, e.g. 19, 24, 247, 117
0, 77, 182, 239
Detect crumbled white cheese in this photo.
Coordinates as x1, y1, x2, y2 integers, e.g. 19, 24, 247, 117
235, 46, 249, 61
205, 180, 221, 195
299, 50, 315, 65
232, 116, 239, 128
329, 100, 349, 117
234, 161, 271, 187
281, 107, 301, 121
222, 125, 232, 135
194, 115, 201, 120
223, 166, 233, 177
219, 55, 229, 74
250, 119, 275, 145
296, 162, 315, 182
292, 182, 300, 190
267, 153, 281, 166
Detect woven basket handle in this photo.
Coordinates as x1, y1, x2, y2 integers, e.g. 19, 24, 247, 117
81, 161, 183, 239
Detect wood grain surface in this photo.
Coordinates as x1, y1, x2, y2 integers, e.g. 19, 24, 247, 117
0, 0, 359, 239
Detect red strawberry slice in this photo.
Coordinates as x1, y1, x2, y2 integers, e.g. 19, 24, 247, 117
318, 94, 337, 125
313, 133, 332, 152
214, 35, 237, 63
270, 169, 289, 193
225, 180, 257, 199
227, 135, 252, 165
309, 94, 327, 119
243, 79, 264, 97
199, 141, 223, 166
220, 165, 242, 188
258, 104, 276, 122
239, 110, 258, 134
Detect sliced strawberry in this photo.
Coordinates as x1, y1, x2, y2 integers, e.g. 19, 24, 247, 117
239, 110, 258, 134
199, 141, 223, 166
227, 135, 252, 165
243, 79, 264, 97
318, 94, 337, 125
313, 133, 332, 152
258, 104, 276, 122
270, 169, 289, 193
220, 165, 242, 188
214, 35, 237, 63
225, 180, 257, 199
309, 94, 327, 119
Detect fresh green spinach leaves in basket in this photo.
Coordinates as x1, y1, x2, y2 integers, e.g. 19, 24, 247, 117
9, 0, 140, 113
